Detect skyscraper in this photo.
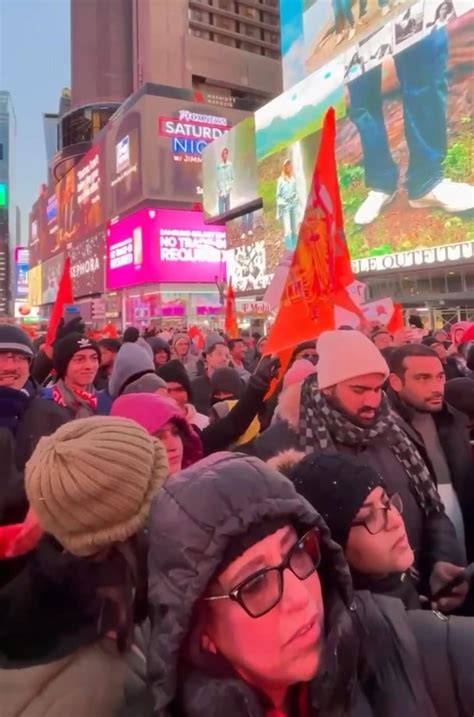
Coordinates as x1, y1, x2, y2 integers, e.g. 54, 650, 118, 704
0, 91, 15, 314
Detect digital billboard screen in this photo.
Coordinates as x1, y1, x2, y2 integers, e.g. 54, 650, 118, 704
70, 232, 105, 297
15, 247, 29, 299
106, 207, 226, 290
149, 96, 251, 206
256, 5, 473, 279
202, 116, 259, 222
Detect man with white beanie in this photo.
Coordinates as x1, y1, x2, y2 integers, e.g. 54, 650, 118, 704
243, 330, 466, 612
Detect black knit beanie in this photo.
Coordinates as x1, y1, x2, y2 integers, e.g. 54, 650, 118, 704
53, 333, 101, 380
123, 327, 140, 343
289, 453, 384, 548
0, 325, 34, 360
156, 359, 192, 400
210, 368, 244, 402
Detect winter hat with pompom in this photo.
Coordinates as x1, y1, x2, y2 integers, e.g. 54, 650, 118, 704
25, 416, 169, 556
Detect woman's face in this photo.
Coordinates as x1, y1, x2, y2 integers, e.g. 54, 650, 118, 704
201, 525, 324, 695
346, 487, 413, 576
154, 349, 169, 366
155, 421, 183, 474
439, 3, 450, 19
283, 161, 292, 176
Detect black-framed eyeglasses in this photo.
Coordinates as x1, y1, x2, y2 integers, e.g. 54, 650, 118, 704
351, 493, 403, 535
204, 528, 321, 619
300, 353, 319, 365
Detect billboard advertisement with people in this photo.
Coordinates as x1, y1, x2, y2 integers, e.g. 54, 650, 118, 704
202, 116, 259, 221
255, 2, 473, 281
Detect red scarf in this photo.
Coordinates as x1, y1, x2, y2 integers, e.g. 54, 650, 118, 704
52, 384, 97, 411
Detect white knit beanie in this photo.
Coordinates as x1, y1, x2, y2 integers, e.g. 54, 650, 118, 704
317, 330, 389, 390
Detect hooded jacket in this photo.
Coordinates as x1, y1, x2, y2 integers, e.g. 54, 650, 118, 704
147, 454, 474, 717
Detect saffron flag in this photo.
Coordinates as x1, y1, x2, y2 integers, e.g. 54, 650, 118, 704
265, 108, 362, 356
386, 303, 404, 334
45, 257, 74, 347
224, 280, 239, 339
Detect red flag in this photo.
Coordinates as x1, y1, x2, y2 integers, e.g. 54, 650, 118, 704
224, 280, 239, 339
188, 325, 205, 351
386, 303, 404, 334
45, 257, 74, 347
102, 322, 119, 339
266, 108, 362, 356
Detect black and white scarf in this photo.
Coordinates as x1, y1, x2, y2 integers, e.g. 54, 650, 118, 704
298, 375, 443, 516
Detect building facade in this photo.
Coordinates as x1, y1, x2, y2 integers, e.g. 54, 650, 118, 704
0, 91, 16, 315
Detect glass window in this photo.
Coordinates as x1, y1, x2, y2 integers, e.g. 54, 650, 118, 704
0, 143, 3, 161
446, 271, 463, 293
430, 275, 447, 294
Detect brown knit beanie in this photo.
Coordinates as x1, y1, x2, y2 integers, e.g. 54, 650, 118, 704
25, 416, 169, 556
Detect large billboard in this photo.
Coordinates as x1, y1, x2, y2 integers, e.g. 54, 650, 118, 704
70, 232, 105, 297
202, 116, 259, 221
104, 93, 252, 219
256, 4, 473, 279
106, 207, 226, 290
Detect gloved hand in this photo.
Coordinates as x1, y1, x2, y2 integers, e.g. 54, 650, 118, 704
54, 315, 86, 344
250, 356, 281, 392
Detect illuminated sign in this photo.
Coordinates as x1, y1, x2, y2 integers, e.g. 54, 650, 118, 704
352, 241, 474, 274
116, 135, 130, 173
159, 109, 230, 162
15, 247, 29, 299
0, 183, 6, 207
106, 207, 226, 289
77, 151, 100, 207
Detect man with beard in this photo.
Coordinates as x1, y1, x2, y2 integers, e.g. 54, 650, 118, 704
0, 325, 68, 527
388, 344, 474, 565
243, 330, 466, 612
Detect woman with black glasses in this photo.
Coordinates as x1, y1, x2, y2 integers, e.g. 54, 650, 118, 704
147, 452, 474, 716
284, 451, 421, 610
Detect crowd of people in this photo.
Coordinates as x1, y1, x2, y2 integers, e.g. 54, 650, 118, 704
0, 314, 473, 716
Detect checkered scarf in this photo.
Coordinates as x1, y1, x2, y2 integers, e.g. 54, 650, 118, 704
298, 375, 443, 516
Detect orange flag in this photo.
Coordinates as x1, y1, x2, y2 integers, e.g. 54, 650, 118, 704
266, 108, 362, 356
45, 256, 74, 347
224, 279, 239, 339
386, 303, 404, 334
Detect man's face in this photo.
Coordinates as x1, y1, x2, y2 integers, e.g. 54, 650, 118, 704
207, 344, 230, 372
389, 356, 446, 412
222, 149, 229, 162
324, 373, 385, 427
373, 332, 392, 350
0, 352, 30, 390
65, 349, 100, 389
231, 341, 246, 363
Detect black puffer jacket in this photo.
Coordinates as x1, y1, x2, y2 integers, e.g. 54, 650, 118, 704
0, 388, 69, 526
147, 453, 474, 717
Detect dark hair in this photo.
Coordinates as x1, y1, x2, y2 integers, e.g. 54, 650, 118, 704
371, 329, 391, 341
408, 315, 424, 329
123, 327, 140, 343
99, 338, 121, 353
227, 338, 244, 352
388, 344, 440, 378
435, 0, 453, 20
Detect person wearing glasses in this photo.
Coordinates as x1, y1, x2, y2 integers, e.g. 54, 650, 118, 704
147, 452, 474, 716
0, 326, 68, 534
285, 452, 421, 609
